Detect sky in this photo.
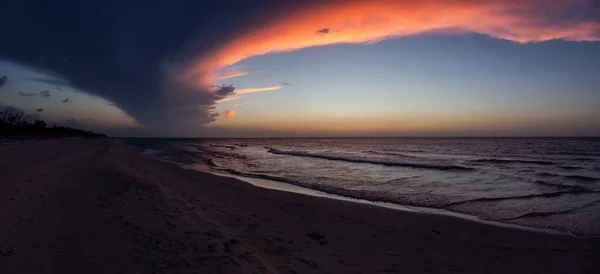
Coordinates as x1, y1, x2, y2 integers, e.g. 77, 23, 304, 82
0, 0, 599, 137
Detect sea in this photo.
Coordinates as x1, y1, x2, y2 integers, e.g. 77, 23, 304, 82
122, 137, 600, 237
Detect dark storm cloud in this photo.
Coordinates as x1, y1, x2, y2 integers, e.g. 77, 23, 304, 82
39, 90, 51, 97
27, 77, 70, 88
0, 76, 7, 89
0, 0, 306, 134
19, 92, 37, 97
316, 28, 330, 34
214, 85, 236, 96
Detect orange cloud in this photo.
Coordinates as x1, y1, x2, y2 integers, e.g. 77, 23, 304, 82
217, 71, 248, 80
234, 85, 282, 95
216, 96, 240, 103
184, 0, 599, 87
225, 109, 235, 119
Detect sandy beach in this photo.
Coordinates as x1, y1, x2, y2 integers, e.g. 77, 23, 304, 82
0, 139, 598, 273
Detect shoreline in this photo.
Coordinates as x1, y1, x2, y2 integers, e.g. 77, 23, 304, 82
136, 140, 600, 239
2, 139, 599, 273
183, 164, 571, 237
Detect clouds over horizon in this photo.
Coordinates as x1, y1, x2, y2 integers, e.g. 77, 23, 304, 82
1, 0, 599, 136
184, 0, 600, 86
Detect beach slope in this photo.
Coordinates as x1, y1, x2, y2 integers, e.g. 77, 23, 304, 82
1, 139, 598, 273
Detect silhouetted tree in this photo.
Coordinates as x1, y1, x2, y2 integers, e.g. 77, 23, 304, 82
1, 101, 105, 139
1, 106, 27, 125
34, 120, 46, 129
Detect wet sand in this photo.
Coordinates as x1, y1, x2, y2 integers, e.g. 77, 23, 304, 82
1, 139, 599, 273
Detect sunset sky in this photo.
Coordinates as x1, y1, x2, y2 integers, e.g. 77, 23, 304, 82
0, 0, 599, 137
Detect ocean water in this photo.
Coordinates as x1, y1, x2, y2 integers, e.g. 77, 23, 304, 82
123, 138, 600, 237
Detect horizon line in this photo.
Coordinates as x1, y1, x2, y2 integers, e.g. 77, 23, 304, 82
113, 136, 600, 139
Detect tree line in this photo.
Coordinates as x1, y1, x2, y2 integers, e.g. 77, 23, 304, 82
0, 103, 106, 139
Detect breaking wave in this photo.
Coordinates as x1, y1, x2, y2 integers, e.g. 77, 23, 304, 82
267, 148, 474, 171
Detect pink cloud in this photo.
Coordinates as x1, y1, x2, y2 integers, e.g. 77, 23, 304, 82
217, 71, 248, 80
225, 109, 235, 119
234, 85, 282, 95
181, 0, 599, 90
216, 65, 250, 80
